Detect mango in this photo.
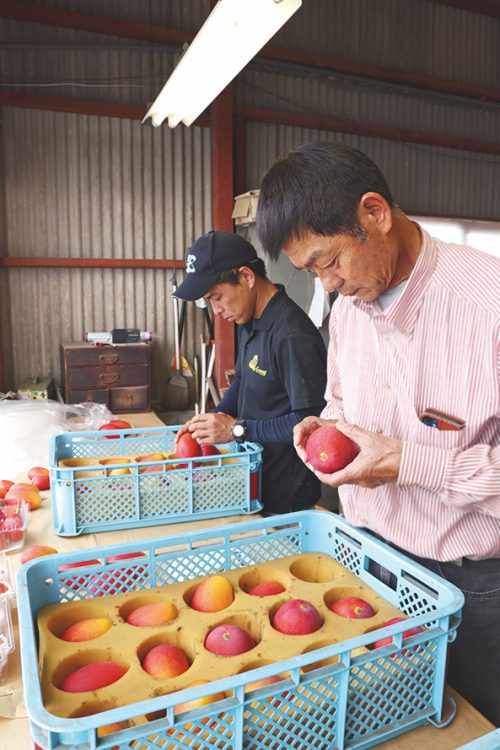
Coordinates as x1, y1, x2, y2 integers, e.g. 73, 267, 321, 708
273, 599, 322, 635
98, 721, 128, 735
21, 545, 58, 564
305, 425, 359, 473
142, 644, 190, 679
28, 466, 50, 491
204, 624, 255, 656
190, 575, 234, 613
126, 601, 177, 627
248, 581, 285, 597
98, 720, 128, 750
175, 434, 201, 459
60, 661, 127, 692
61, 617, 113, 642
5, 482, 42, 511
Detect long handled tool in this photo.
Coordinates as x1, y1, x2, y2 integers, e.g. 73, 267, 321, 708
205, 342, 220, 406
200, 337, 207, 414
164, 283, 190, 410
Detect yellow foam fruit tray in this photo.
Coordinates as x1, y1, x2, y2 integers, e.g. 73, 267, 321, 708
37, 552, 404, 719
58, 449, 233, 478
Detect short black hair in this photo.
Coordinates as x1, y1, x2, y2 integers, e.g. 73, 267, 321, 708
216, 258, 267, 286
256, 141, 395, 260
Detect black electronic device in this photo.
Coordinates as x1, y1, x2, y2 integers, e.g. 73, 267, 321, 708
111, 328, 141, 344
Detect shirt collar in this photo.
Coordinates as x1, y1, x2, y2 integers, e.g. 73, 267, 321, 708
352, 225, 437, 335
245, 284, 286, 332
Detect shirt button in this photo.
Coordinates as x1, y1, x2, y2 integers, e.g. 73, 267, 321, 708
376, 428, 383, 434
382, 383, 391, 389
360, 518, 369, 526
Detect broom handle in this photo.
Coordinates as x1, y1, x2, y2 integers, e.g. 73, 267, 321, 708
173, 295, 181, 374
200, 338, 207, 414
204, 342, 216, 402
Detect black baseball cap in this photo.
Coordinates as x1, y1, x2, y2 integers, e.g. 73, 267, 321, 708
174, 230, 258, 301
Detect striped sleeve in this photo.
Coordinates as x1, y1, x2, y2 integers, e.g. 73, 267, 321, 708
321, 305, 345, 420
399, 443, 500, 518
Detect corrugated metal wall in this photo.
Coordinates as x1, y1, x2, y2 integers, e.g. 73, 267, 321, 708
236, 0, 500, 217
1, 0, 500, 397
0, 106, 212, 401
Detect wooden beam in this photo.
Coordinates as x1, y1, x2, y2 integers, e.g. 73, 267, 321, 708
237, 106, 500, 157
430, 0, 500, 19
0, 0, 195, 46
0, 91, 146, 120
235, 114, 247, 195
259, 44, 500, 105
0, 257, 185, 269
211, 84, 235, 391
0, 91, 211, 127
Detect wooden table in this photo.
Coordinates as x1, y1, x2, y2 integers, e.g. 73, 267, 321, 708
0, 412, 494, 749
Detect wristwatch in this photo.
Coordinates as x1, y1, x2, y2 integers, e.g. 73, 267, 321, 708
231, 419, 247, 443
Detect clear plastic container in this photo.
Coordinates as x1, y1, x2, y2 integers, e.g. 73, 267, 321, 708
0, 552, 15, 680
0, 499, 29, 553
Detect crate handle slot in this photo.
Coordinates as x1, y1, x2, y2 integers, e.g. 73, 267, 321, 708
335, 527, 362, 549
98, 372, 120, 385
99, 353, 119, 365
365, 557, 398, 591
401, 570, 439, 600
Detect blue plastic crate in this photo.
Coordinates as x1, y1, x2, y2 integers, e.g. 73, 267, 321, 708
458, 730, 500, 750
49, 425, 263, 535
17, 511, 464, 750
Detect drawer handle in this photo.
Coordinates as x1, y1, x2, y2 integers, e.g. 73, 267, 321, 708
98, 373, 120, 385
99, 353, 119, 365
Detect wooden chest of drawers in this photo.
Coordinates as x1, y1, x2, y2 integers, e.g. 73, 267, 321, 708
60, 343, 150, 413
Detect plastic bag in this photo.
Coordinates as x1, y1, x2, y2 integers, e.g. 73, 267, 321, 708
0, 400, 114, 481
56, 402, 115, 432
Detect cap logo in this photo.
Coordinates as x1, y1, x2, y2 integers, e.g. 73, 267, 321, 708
185, 253, 196, 273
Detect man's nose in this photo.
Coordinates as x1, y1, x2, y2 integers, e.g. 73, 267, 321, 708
210, 301, 222, 316
315, 268, 343, 293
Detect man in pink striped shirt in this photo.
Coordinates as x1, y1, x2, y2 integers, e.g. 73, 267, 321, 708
256, 142, 500, 725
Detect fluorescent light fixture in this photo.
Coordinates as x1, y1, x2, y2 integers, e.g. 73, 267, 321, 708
143, 0, 302, 128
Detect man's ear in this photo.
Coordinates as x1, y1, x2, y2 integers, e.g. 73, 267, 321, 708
358, 192, 393, 235
239, 266, 256, 288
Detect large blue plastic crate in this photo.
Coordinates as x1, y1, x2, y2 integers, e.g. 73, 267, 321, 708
458, 730, 500, 750
49, 425, 263, 535
17, 511, 464, 750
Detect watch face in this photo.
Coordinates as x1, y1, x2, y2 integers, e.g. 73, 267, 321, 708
233, 423, 245, 438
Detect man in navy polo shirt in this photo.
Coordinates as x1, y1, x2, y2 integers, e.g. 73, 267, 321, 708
174, 230, 327, 515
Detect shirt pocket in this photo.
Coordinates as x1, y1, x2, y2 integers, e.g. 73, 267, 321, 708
406, 406, 472, 450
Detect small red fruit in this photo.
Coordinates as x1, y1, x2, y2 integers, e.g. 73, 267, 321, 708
305, 426, 359, 473
0, 480, 14, 499
248, 581, 285, 597
1, 514, 23, 531
58, 559, 100, 572
176, 433, 202, 460
372, 616, 424, 654
21, 545, 58, 564
99, 420, 131, 439
5, 483, 42, 510
142, 644, 190, 679
330, 596, 375, 619
273, 599, 322, 635
205, 624, 255, 656
60, 661, 127, 692
28, 467, 50, 491
201, 444, 220, 457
